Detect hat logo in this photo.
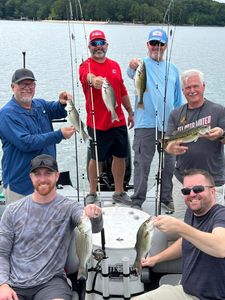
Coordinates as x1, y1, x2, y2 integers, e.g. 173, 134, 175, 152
152, 31, 163, 37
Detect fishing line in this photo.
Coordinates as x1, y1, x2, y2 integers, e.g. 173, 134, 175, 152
67, 1, 83, 201
154, 0, 176, 215
74, 0, 106, 255
75, 0, 102, 206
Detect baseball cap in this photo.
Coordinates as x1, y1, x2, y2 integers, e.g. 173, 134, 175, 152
89, 30, 106, 42
30, 154, 58, 173
12, 68, 36, 84
148, 28, 168, 44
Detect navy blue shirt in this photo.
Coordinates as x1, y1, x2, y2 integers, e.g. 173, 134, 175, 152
181, 204, 225, 300
0, 97, 66, 195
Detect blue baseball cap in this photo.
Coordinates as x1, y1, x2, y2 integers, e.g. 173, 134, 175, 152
148, 29, 168, 44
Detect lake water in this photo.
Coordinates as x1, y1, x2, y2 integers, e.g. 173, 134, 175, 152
0, 20, 225, 190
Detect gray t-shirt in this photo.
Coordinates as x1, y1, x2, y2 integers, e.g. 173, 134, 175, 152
0, 194, 102, 288
166, 99, 225, 185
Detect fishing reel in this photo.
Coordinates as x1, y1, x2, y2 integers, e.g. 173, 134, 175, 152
92, 248, 106, 262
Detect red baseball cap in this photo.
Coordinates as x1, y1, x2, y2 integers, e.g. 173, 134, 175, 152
89, 30, 106, 42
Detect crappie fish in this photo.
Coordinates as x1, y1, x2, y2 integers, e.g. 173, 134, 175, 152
134, 60, 146, 109
66, 100, 89, 142
133, 217, 154, 273
101, 78, 119, 122
162, 125, 210, 148
76, 215, 93, 280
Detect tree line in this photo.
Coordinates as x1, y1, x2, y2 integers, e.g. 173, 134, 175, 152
1, 0, 225, 26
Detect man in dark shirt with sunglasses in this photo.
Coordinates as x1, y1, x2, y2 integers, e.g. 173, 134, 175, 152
166, 69, 225, 219
133, 169, 225, 300
79, 30, 134, 206
127, 28, 183, 210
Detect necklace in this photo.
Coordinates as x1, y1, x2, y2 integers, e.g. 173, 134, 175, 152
178, 100, 206, 127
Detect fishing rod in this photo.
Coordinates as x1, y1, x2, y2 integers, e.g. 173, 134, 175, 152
154, 0, 175, 216
67, 1, 82, 202
76, 0, 102, 205
22, 51, 26, 68
73, 0, 106, 255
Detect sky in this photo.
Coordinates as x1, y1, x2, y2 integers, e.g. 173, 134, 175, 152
214, 0, 225, 2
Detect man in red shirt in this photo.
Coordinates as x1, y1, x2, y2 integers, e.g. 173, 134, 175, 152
79, 29, 134, 205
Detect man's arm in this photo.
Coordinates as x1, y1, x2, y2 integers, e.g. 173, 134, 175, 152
142, 238, 182, 267
154, 215, 225, 258
121, 95, 134, 129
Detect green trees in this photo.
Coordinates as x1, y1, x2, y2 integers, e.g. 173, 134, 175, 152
0, 0, 225, 26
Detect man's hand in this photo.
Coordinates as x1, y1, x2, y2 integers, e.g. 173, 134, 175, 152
127, 113, 134, 129
129, 58, 140, 70
166, 139, 188, 155
206, 127, 224, 141
153, 215, 184, 234
61, 127, 76, 139
0, 284, 19, 300
84, 204, 102, 219
58, 91, 72, 105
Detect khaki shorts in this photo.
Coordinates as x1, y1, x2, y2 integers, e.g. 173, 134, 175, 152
132, 284, 199, 300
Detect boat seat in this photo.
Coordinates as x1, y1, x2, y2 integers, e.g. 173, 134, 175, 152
141, 228, 182, 288
149, 228, 182, 274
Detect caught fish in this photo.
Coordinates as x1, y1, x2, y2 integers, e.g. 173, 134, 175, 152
66, 99, 89, 142
76, 215, 93, 280
133, 217, 154, 273
101, 78, 119, 122
161, 125, 210, 148
134, 60, 146, 109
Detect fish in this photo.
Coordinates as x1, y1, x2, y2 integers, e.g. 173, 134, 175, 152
134, 60, 146, 109
76, 215, 93, 280
133, 217, 154, 273
66, 99, 89, 142
161, 125, 210, 148
101, 78, 119, 122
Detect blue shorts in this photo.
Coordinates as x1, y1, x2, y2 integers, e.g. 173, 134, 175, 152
87, 126, 129, 161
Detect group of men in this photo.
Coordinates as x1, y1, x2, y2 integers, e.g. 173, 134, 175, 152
0, 27, 225, 299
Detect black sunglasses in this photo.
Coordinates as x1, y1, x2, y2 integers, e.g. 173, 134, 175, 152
149, 40, 165, 47
90, 40, 106, 47
181, 185, 214, 196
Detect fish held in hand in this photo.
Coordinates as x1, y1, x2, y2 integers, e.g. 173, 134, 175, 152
161, 125, 210, 148
101, 78, 119, 122
133, 216, 154, 273
134, 60, 146, 109
76, 215, 93, 280
66, 100, 89, 142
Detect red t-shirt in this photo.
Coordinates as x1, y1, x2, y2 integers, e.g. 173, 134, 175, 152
79, 57, 128, 130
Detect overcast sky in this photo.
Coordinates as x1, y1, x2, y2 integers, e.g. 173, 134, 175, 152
214, 0, 225, 2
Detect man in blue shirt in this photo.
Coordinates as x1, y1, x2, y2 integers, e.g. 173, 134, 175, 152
0, 68, 76, 204
127, 28, 183, 210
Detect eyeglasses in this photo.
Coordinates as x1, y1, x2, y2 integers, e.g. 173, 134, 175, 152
90, 40, 107, 47
17, 82, 36, 89
181, 185, 214, 196
149, 40, 165, 47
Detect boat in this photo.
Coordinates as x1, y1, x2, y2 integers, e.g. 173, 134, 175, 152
0, 147, 180, 300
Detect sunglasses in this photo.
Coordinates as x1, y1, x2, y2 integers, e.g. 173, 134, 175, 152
149, 40, 165, 47
90, 40, 106, 47
181, 185, 214, 196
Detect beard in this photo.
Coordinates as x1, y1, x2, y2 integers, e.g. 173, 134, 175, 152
20, 95, 33, 104
35, 182, 56, 196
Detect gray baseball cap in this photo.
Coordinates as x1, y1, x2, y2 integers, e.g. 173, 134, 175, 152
12, 68, 36, 84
